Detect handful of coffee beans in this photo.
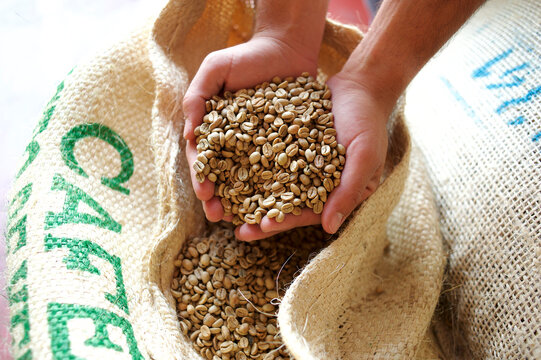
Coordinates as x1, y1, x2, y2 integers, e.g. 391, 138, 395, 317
193, 73, 345, 225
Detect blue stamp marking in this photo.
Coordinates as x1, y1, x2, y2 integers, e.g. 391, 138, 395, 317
486, 75, 524, 89
495, 86, 541, 114
501, 63, 529, 78
508, 116, 525, 125
440, 76, 481, 123
472, 48, 531, 91
471, 45, 539, 144
472, 48, 513, 78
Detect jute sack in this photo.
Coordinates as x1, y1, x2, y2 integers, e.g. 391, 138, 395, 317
6, 0, 444, 358
405, 0, 540, 358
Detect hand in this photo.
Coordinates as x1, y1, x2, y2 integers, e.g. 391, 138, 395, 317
183, 35, 319, 225
195, 0, 481, 241
236, 72, 389, 240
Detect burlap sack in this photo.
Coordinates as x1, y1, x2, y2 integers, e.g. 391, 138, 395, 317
405, 0, 540, 358
5, 0, 444, 358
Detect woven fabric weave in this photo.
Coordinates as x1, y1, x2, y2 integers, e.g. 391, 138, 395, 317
405, 0, 540, 358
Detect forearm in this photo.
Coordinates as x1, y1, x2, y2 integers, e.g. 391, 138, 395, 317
342, 0, 485, 110
253, 0, 329, 63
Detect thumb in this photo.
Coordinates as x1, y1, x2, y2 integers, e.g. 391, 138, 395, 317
321, 137, 382, 234
182, 51, 232, 140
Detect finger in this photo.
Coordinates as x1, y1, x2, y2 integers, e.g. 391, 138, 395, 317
259, 208, 321, 233
235, 224, 282, 242
183, 51, 231, 140
186, 140, 215, 201
223, 214, 234, 222
321, 138, 380, 234
182, 93, 204, 141
360, 165, 384, 201
202, 198, 225, 222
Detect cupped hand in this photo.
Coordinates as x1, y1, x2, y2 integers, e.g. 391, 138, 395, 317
236, 72, 389, 240
183, 35, 319, 224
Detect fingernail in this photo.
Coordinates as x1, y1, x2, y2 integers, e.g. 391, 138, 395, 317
330, 212, 344, 233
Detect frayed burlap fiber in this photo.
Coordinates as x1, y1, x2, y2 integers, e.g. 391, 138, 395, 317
6, 0, 445, 359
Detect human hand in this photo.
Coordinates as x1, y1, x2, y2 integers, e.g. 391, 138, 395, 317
183, 35, 320, 224
197, 0, 482, 240
235, 72, 389, 240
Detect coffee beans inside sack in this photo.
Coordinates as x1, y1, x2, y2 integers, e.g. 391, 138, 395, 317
172, 223, 329, 360
193, 73, 345, 225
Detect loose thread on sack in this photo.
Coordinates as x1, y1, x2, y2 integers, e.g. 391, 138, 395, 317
270, 343, 286, 354
301, 261, 347, 336
440, 283, 463, 295
238, 290, 277, 318
276, 251, 296, 297
302, 298, 320, 335
329, 262, 346, 276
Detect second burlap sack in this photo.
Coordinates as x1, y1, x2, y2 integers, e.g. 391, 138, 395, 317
406, 0, 540, 358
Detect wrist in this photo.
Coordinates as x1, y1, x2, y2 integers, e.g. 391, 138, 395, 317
251, 31, 320, 66
338, 0, 485, 112
342, 37, 415, 109
336, 59, 406, 118
252, 0, 328, 67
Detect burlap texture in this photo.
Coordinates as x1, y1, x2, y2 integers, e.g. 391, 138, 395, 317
278, 138, 446, 359
6, 23, 158, 359
6, 0, 445, 358
405, 0, 540, 358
